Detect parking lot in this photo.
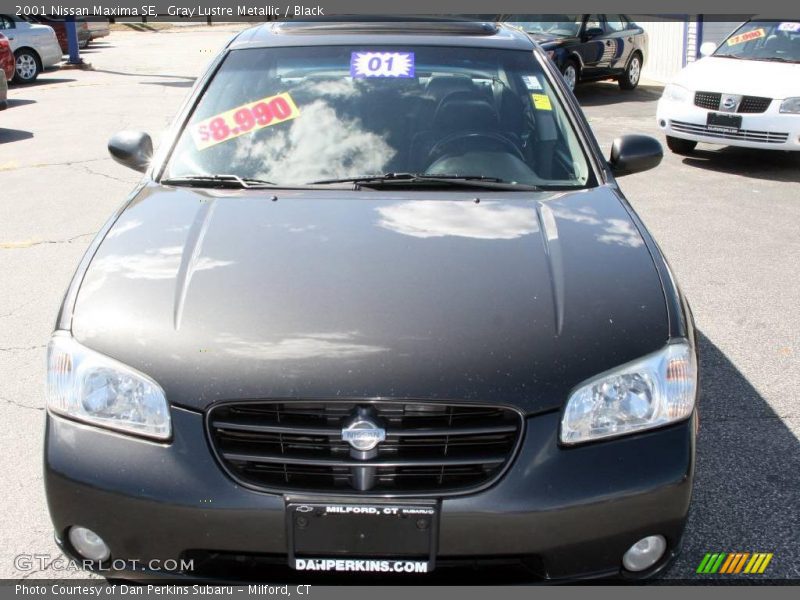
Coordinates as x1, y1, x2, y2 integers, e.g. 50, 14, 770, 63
1, 25, 798, 580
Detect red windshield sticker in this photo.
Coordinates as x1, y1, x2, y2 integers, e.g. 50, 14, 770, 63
190, 92, 300, 150
726, 28, 765, 46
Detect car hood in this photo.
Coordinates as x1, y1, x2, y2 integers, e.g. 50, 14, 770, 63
71, 185, 668, 414
672, 56, 800, 98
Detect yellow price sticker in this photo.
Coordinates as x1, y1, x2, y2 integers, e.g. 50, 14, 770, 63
532, 93, 552, 111
727, 28, 765, 46
190, 92, 300, 150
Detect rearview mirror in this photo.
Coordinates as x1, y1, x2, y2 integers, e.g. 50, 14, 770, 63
108, 130, 153, 173
584, 27, 604, 39
608, 134, 663, 177
699, 42, 717, 57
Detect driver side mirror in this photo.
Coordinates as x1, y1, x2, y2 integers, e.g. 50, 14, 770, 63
108, 130, 153, 173
608, 134, 663, 177
699, 42, 717, 57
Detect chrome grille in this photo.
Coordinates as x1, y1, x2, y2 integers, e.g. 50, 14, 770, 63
207, 401, 523, 496
670, 120, 789, 144
694, 91, 773, 114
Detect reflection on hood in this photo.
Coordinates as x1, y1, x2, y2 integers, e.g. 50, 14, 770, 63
233, 100, 395, 184
376, 201, 539, 240
216, 331, 388, 361
597, 218, 644, 248
550, 205, 644, 247
90, 246, 232, 281
78, 246, 234, 302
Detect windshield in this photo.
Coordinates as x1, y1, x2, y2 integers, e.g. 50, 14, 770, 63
503, 15, 582, 37
164, 45, 591, 189
714, 20, 800, 62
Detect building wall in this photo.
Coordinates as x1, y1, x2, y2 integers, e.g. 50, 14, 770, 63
701, 21, 743, 45
638, 18, 746, 82
639, 19, 688, 83
696, 20, 744, 55
686, 20, 698, 63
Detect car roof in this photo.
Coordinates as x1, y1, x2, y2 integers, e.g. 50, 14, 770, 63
748, 16, 796, 21
228, 18, 535, 52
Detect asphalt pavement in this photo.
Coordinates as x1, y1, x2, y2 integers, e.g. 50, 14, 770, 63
0, 26, 798, 581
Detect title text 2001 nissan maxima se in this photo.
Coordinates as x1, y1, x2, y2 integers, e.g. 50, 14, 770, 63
45, 19, 697, 582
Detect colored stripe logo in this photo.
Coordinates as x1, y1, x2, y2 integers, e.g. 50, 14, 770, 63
697, 552, 773, 574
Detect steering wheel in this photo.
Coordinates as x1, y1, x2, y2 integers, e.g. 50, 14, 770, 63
427, 132, 525, 166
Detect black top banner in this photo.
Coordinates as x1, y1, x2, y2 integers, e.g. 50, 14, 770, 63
0, 1, 797, 19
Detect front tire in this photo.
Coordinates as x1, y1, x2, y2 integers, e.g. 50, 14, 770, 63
13, 49, 40, 84
666, 136, 697, 155
561, 60, 578, 92
619, 53, 642, 90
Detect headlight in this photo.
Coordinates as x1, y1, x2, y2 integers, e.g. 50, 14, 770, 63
779, 97, 800, 114
46, 333, 170, 440
662, 84, 691, 103
560, 341, 697, 445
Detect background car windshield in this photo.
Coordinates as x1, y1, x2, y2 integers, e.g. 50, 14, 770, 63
503, 16, 582, 37
165, 45, 591, 187
714, 20, 800, 62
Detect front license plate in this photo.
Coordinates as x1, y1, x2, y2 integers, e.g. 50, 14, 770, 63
286, 501, 438, 573
707, 112, 742, 133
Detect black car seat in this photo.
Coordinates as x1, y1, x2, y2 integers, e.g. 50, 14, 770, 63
423, 74, 477, 102
432, 91, 500, 133
409, 90, 500, 171
762, 33, 793, 57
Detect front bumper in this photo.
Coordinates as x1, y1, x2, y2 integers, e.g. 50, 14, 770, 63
45, 406, 695, 582
657, 97, 800, 151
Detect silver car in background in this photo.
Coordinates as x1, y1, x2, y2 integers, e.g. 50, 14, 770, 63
0, 13, 62, 83
87, 18, 110, 42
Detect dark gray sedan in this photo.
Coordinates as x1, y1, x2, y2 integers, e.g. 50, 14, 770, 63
501, 14, 648, 91
45, 19, 696, 583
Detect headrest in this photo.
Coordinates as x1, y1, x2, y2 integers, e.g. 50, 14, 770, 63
433, 92, 499, 132
424, 75, 475, 99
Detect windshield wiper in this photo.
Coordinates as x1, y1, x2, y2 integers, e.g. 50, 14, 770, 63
311, 173, 502, 184
751, 56, 796, 63
309, 173, 542, 191
160, 174, 278, 189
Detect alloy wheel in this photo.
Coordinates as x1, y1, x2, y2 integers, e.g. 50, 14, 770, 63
629, 57, 641, 86
16, 54, 37, 80
563, 64, 577, 90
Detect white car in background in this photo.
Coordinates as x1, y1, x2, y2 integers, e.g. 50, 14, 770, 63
657, 19, 800, 154
0, 13, 62, 83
